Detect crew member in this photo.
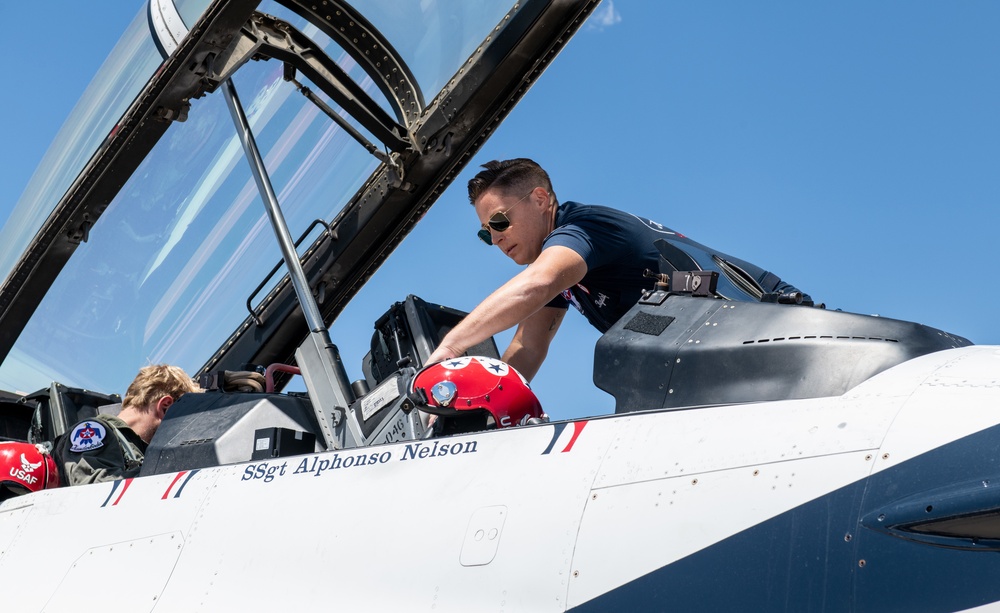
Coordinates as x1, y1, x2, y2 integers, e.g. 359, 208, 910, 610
427, 158, 809, 380
55, 364, 201, 485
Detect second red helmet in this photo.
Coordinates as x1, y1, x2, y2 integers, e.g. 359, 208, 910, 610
0, 442, 60, 502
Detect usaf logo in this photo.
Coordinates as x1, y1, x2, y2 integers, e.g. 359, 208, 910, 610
69, 421, 107, 453
9, 453, 42, 485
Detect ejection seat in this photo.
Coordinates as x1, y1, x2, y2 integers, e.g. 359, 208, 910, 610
0, 390, 34, 443
25, 383, 121, 444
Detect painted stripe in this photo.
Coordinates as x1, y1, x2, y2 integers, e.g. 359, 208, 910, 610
541, 423, 568, 455
162, 471, 188, 499
112, 478, 133, 506
562, 421, 588, 452
541, 421, 589, 455
100, 480, 122, 508
174, 469, 200, 498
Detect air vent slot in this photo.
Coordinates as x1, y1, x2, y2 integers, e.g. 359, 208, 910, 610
742, 335, 899, 345
862, 477, 1000, 551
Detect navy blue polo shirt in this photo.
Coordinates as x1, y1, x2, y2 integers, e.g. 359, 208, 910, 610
542, 201, 808, 333
543, 202, 676, 332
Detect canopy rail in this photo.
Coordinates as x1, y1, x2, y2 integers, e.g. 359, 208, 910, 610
276, 0, 425, 125
206, 11, 412, 153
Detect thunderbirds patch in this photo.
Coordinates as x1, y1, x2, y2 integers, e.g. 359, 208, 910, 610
69, 421, 108, 453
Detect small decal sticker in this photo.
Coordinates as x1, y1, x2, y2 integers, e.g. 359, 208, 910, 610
361, 375, 401, 420
69, 421, 107, 453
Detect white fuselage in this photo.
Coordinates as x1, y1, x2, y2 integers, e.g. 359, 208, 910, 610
3, 346, 1000, 611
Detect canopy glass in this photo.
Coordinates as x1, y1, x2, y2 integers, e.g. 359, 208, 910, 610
0, 0, 515, 394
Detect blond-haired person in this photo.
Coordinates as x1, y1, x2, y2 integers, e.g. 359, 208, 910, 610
55, 365, 201, 485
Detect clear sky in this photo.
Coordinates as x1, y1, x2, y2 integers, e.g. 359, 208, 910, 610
2, 2, 999, 421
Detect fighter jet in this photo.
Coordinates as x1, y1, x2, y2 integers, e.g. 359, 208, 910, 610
0, 1, 998, 611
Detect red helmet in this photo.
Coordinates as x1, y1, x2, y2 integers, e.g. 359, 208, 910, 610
0, 442, 60, 501
412, 357, 546, 430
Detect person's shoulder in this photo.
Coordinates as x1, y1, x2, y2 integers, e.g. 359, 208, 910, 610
558, 201, 636, 225
63, 415, 123, 454
559, 200, 600, 217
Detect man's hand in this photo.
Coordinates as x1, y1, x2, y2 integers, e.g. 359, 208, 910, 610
427, 342, 464, 366
429, 246, 586, 364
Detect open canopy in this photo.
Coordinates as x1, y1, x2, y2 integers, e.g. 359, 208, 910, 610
0, 0, 598, 394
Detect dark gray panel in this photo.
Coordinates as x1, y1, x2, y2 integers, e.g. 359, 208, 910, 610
141, 391, 320, 475
595, 296, 970, 413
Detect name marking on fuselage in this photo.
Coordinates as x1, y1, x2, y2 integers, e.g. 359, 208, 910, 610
241, 440, 479, 483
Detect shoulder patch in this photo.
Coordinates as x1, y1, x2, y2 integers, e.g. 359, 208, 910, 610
69, 421, 108, 453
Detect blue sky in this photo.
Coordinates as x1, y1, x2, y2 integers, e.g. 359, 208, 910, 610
3, 2, 1000, 420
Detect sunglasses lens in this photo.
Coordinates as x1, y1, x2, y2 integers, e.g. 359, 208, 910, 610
477, 207, 517, 246
488, 212, 511, 232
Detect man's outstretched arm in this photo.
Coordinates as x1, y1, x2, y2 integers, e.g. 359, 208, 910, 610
427, 246, 586, 365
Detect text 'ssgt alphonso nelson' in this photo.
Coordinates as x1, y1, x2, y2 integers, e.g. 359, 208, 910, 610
242, 439, 480, 483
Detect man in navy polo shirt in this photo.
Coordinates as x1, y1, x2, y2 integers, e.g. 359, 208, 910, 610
427, 158, 808, 380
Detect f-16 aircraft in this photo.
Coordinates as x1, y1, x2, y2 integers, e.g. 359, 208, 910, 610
1, 1, 999, 611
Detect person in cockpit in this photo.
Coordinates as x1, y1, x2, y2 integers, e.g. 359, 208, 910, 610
54, 365, 201, 485
426, 158, 810, 381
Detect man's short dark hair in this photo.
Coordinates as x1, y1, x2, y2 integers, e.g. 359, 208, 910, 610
467, 158, 556, 205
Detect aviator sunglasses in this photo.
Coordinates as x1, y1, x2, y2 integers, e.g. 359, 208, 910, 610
477, 189, 536, 245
